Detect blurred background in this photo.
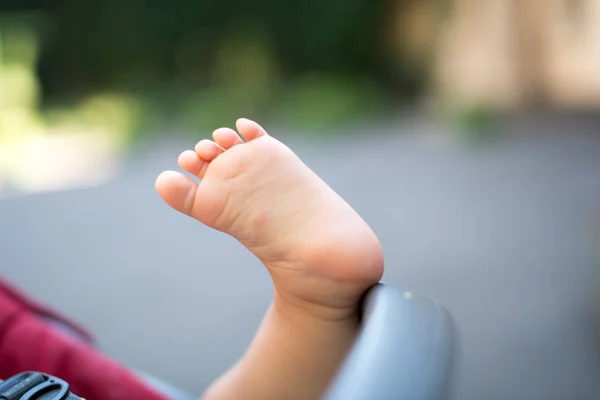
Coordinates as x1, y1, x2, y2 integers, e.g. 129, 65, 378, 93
0, 0, 599, 399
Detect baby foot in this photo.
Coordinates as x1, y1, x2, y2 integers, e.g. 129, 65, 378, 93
155, 119, 383, 320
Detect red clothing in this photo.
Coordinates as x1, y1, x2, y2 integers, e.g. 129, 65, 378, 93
0, 278, 169, 400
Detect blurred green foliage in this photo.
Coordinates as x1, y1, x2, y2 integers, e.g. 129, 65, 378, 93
447, 105, 499, 144
0, 1, 420, 136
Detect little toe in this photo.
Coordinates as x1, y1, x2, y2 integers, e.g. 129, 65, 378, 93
236, 118, 268, 141
212, 128, 244, 149
178, 150, 204, 176
155, 170, 198, 216
195, 139, 224, 161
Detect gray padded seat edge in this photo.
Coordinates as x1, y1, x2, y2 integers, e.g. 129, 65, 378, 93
324, 283, 455, 400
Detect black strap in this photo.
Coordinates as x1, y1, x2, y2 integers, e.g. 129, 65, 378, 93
0, 372, 82, 400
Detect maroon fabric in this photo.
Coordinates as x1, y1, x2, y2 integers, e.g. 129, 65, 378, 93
0, 278, 170, 400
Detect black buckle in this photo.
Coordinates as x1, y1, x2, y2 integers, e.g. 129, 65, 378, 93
0, 372, 78, 400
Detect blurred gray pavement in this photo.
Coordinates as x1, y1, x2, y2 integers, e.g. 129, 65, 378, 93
1, 115, 600, 399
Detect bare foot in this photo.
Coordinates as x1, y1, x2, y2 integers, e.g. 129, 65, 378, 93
155, 119, 383, 320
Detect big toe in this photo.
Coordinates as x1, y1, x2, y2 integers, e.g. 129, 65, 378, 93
236, 118, 267, 141
155, 170, 198, 215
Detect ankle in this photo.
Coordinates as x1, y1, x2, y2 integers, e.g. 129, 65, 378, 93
273, 289, 361, 324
